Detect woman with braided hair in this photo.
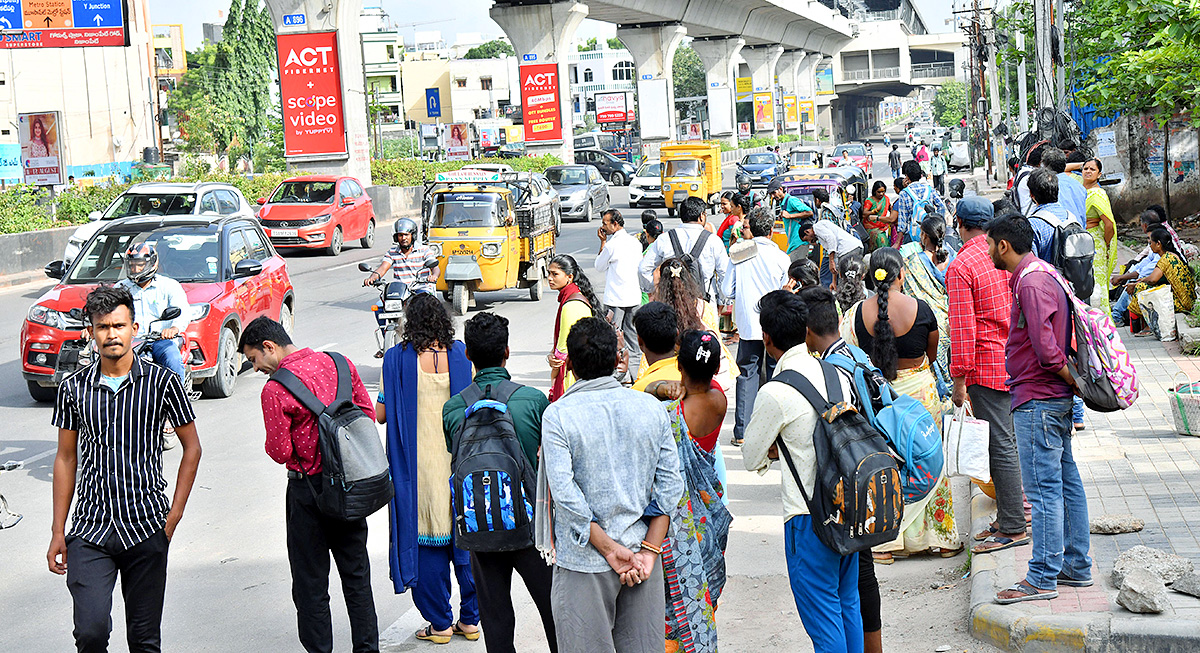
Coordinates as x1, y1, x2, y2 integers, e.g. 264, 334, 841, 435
546, 254, 599, 401
898, 214, 956, 399
839, 247, 961, 564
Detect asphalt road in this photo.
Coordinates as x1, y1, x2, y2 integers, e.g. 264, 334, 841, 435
0, 126, 996, 652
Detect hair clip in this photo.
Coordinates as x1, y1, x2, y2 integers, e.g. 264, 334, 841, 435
874, 268, 887, 281
700, 334, 712, 342
696, 348, 712, 363
670, 267, 682, 278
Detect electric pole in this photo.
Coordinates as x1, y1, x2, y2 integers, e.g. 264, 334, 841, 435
1033, 0, 1055, 134
986, 4, 1005, 182
1015, 2, 1029, 133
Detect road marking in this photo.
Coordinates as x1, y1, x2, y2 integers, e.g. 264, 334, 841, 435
327, 257, 375, 272
568, 247, 590, 255
315, 342, 338, 351
5, 447, 56, 469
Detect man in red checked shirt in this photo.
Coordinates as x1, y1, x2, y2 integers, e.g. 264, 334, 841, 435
945, 197, 1028, 557
239, 316, 381, 653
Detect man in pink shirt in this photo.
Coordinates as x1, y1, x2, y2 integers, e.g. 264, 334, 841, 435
240, 316, 381, 653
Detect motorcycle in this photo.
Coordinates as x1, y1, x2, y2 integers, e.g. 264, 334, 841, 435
72, 306, 196, 398
360, 259, 438, 354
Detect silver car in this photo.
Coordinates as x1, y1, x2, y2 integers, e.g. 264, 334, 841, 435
544, 165, 609, 222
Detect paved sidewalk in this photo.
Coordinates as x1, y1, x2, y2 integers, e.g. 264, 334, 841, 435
969, 332, 1200, 651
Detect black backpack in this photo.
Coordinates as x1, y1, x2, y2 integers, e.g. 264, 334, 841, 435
771, 362, 904, 556
449, 381, 538, 552
668, 228, 712, 300
1030, 208, 1095, 301
271, 352, 394, 521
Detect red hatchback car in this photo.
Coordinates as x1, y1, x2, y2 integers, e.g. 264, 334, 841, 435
257, 176, 376, 255
21, 214, 295, 402
831, 143, 873, 177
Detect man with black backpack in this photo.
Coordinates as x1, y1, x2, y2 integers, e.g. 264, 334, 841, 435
240, 317, 381, 653
743, 291, 900, 653
639, 195, 730, 303
441, 312, 557, 653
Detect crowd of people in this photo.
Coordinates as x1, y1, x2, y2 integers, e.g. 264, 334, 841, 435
45, 137, 1193, 653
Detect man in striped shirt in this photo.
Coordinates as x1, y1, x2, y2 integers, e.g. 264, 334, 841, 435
364, 218, 439, 294
47, 285, 201, 652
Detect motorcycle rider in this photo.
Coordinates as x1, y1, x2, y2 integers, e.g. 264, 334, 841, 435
735, 173, 766, 208
363, 218, 439, 294
117, 243, 191, 449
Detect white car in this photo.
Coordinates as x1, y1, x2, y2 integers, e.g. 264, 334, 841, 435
462, 163, 515, 174
628, 159, 663, 208
64, 182, 257, 262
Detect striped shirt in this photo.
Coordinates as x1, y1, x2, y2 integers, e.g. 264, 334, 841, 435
383, 244, 438, 293
52, 357, 195, 549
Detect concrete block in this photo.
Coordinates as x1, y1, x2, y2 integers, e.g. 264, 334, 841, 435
1090, 514, 1145, 534
1117, 568, 1171, 614
1170, 572, 1200, 598
0, 225, 76, 276
1111, 545, 1195, 586
1175, 313, 1200, 345
1109, 615, 1200, 652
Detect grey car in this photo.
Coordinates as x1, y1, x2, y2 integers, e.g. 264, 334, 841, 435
574, 148, 637, 186
545, 165, 610, 222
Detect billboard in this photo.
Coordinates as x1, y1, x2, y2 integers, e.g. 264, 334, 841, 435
520, 63, 562, 142
595, 91, 630, 124
753, 93, 774, 130
798, 99, 815, 125
276, 31, 347, 158
685, 123, 702, 141
446, 123, 470, 160
0, 0, 128, 49
738, 122, 751, 140
735, 77, 752, 102
19, 111, 63, 185
637, 78, 670, 140
479, 127, 497, 148
815, 63, 835, 96
784, 95, 798, 128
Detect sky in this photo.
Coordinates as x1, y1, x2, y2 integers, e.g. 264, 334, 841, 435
151, 0, 958, 54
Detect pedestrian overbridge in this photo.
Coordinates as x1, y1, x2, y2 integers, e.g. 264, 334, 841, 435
490, 0, 854, 158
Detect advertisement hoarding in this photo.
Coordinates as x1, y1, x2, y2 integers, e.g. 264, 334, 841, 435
752, 92, 774, 131
479, 127, 497, 148
815, 63, 835, 96
637, 78, 670, 140
685, 123, 702, 141
276, 31, 347, 158
595, 91, 629, 123
446, 123, 471, 160
784, 95, 798, 129
707, 87, 733, 136
798, 100, 815, 125
738, 122, 751, 140
520, 63, 562, 142
19, 111, 63, 185
735, 77, 752, 102
0, 0, 128, 49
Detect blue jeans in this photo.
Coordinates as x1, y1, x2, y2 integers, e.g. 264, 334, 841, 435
150, 338, 185, 384
785, 516, 863, 653
1112, 290, 1131, 323
1073, 396, 1085, 425
1013, 397, 1093, 590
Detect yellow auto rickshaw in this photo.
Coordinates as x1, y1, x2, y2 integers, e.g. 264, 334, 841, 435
768, 166, 870, 252
660, 141, 722, 218
786, 147, 823, 171
421, 169, 557, 315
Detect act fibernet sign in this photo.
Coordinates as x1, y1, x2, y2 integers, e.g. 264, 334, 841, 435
276, 31, 347, 158
0, 0, 128, 49
520, 63, 562, 142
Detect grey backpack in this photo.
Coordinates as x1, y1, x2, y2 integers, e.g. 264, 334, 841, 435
271, 352, 394, 521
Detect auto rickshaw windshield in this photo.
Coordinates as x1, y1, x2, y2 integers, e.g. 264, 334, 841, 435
665, 159, 702, 177
790, 151, 817, 165
431, 193, 502, 228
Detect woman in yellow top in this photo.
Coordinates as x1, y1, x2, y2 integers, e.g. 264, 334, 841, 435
1128, 227, 1196, 335
546, 254, 598, 401
1081, 158, 1118, 312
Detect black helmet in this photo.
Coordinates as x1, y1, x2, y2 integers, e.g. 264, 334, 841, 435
948, 178, 966, 199
735, 174, 751, 192
124, 242, 159, 285
393, 218, 418, 239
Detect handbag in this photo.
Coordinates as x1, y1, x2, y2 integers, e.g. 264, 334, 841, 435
942, 404, 990, 482
1136, 284, 1176, 341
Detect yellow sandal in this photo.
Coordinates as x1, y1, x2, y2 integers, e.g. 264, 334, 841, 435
452, 621, 481, 641
415, 626, 451, 645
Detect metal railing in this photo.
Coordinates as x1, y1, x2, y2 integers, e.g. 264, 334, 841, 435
873, 66, 901, 79
842, 69, 871, 81
911, 62, 955, 79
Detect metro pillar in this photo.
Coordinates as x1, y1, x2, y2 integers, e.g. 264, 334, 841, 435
740, 45, 783, 139
691, 36, 744, 148
616, 23, 687, 157
490, 1, 588, 162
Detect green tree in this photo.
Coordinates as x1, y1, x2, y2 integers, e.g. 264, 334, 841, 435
464, 39, 514, 59
607, 37, 625, 50
577, 37, 598, 52
932, 80, 967, 128
672, 45, 705, 99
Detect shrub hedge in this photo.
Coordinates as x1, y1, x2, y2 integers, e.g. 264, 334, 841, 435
370, 155, 563, 187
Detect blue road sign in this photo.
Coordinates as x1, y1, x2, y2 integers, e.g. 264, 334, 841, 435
0, 1, 20, 31
522, 53, 536, 61
641, 74, 652, 80
283, 13, 305, 26
72, 0, 123, 28
425, 88, 441, 118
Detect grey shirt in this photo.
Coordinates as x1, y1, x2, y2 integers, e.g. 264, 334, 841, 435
541, 376, 684, 573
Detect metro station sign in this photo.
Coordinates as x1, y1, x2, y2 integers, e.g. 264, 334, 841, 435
0, 0, 129, 49
276, 30, 347, 158
520, 63, 562, 143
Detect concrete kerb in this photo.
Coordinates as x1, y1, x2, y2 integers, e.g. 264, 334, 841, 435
966, 486, 1200, 652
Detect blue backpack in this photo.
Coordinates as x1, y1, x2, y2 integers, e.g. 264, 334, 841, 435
825, 344, 944, 503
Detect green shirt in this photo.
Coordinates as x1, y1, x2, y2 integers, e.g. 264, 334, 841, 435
442, 367, 549, 467
780, 194, 812, 253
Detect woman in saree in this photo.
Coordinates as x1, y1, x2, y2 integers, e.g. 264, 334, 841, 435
898, 215, 955, 399
1128, 227, 1197, 336
546, 255, 599, 401
1081, 158, 1118, 313
840, 247, 961, 564
862, 181, 894, 252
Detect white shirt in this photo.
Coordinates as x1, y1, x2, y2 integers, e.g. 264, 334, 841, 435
117, 276, 190, 337
718, 237, 789, 340
812, 219, 862, 256
639, 222, 730, 300
594, 228, 643, 308
742, 344, 853, 519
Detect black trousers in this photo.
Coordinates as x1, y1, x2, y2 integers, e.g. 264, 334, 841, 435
470, 547, 558, 653
857, 545, 881, 633
66, 530, 169, 653
286, 479, 379, 653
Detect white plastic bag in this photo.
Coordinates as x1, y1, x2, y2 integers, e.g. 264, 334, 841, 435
942, 404, 990, 482
1137, 284, 1177, 341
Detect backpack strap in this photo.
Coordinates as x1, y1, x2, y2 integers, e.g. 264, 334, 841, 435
772, 369, 834, 414
459, 382, 486, 408
689, 229, 711, 263
326, 351, 354, 409
774, 436, 816, 511
488, 379, 523, 404
269, 367, 330, 417
668, 229, 686, 260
